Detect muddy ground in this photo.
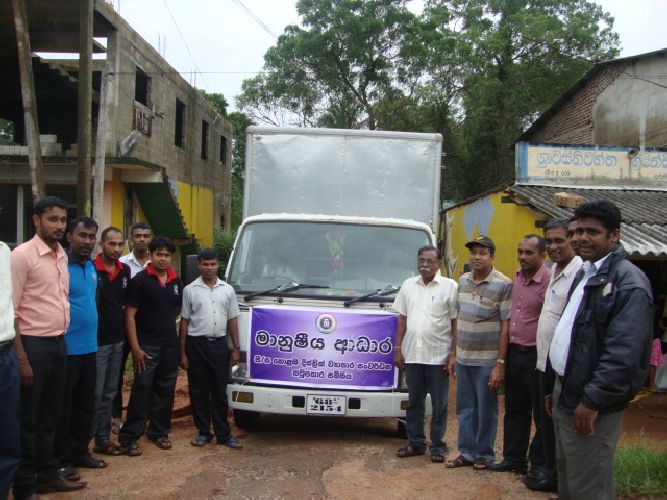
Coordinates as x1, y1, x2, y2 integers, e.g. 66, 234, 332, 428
44, 375, 667, 499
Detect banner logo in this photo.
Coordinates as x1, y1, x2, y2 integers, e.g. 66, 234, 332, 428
316, 313, 336, 334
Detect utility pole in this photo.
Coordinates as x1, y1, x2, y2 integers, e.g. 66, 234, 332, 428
11, 0, 45, 203
77, 0, 93, 215
92, 65, 112, 228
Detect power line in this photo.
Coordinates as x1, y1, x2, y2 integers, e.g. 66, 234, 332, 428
160, 0, 211, 91
231, 0, 278, 39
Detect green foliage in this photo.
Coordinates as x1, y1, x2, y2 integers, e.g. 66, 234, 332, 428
227, 111, 255, 229
198, 90, 228, 117
0, 118, 14, 142
213, 228, 237, 273
237, 0, 620, 200
614, 438, 667, 496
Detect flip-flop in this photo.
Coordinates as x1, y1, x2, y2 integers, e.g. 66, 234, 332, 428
190, 435, 212, 447
446, 455, 474, 468
397, 444, 426, 458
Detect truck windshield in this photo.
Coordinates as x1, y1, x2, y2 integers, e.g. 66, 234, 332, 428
227, 221, 431, 298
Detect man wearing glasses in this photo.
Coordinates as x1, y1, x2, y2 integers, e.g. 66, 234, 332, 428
393, 245, 458, 464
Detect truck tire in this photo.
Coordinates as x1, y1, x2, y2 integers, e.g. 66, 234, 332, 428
397, 418, 407, 439
233, 409, 260, 429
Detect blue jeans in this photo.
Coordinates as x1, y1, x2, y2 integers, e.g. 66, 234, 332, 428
0, 347, 20, 499
455, 362, 498, 463
93, 342, 125, 443
405, 363, 449, 453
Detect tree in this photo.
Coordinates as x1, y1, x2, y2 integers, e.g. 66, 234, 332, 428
444, 0, 619, 198
198, 90, 228, 117
237, 0, 418, 129
227, 111, 255, 229
238, 0, 620, 200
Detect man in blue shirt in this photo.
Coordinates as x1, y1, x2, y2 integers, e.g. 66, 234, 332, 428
56, 217, 107, 478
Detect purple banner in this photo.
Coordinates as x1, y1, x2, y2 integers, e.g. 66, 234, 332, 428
249, 306, 398, 390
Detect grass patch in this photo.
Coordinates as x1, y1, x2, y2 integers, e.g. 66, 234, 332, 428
615, 437, 667, 496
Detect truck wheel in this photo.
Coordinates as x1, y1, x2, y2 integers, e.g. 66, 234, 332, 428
396, 418, 407, 438
234, 409, 260, 429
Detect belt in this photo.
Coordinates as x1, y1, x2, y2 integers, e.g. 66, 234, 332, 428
0, 339, 13, 353
190, 335, 226, 342
510, 343, 536, 352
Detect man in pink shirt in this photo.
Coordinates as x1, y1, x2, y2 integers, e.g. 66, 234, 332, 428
11, 197, 87, 498
488, 234, 551, 479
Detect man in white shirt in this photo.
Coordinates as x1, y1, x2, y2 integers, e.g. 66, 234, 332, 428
547, 201, 652, 500
0, 241, 19, 498
393, 245, 458, 463
179, 249, 243, 450
528, 218, 581, 493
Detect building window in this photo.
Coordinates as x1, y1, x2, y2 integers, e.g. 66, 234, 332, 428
134, 67, 150, 106
219, 135, 227, 165
201, 120, 209, 160
175, 99, 185, 148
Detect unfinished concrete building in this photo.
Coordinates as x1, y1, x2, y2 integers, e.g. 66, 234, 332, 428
0, 0, 233, 268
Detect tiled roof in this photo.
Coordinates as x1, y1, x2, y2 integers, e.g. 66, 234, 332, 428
508, 184, 667, 257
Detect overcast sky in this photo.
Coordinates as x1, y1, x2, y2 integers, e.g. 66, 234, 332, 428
112, 0, 667, 112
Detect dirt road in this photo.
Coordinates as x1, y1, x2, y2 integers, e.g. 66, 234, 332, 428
44, 377, 667, 499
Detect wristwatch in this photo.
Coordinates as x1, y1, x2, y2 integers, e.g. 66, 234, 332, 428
496, 358, 505, 365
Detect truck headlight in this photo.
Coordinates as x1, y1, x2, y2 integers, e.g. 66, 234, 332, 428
231, 362, 248, 379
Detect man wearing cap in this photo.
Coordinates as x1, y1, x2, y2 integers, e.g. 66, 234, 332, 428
446, 236, 512, 470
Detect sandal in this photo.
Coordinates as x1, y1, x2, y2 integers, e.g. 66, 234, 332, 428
150, 436, 172, 450
431, 452, 445, 463
473, 459, 493, 470
397, 444, 426, 458
119, 441, 142, 457
446, 455, 474, 468
190, 435, 212, 447
93, 441, 123, 456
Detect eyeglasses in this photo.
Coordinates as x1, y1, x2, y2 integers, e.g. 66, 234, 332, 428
417, 258, 439, 265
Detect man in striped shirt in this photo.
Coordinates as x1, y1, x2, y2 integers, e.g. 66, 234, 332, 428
447, 235, 512, 470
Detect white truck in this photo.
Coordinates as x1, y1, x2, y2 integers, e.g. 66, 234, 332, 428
225, 127, 442, 433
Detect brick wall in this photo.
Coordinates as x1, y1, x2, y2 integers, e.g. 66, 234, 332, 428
528, 64, 626, 145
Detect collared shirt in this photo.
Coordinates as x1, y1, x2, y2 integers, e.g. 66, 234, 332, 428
535, 256, 582, 371
119, 251, 150, 278
65, 253, 98, 355
127, 264, 182, 346
95, 254, 131, 346
456, 268, 513, 366
11, 235, 69, 337
509, 264, 552, 346
181, 277, 240, 337
549, 253, 611, 376
393, 274, 458, 365
0, 242, 15, 343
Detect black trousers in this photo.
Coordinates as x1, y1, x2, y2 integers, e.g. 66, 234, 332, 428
0, 346, 20, 499
111, 341, 131, 420
538, 370, 557, 478
502, 344, 545, 468
118, 344, 178, 444
186, 336, 232, 441
13, 335, 67, 499
56, 352, 97, 466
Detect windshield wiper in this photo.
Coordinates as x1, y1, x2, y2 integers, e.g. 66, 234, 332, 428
343, 285, 400, 308
244, 282, 329, 302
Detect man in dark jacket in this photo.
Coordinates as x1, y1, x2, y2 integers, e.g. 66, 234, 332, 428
547, 200, 652, 500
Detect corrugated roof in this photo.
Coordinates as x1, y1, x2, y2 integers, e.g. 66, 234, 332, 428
508, 184, 667, 257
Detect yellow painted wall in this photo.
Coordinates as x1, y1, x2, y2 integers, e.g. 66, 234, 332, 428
110, 169, 124, 229
176, 181, 214, 247
444, 190, 546, 279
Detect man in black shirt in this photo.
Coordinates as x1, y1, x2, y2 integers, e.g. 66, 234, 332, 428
92, 227, 130, 455
118, 237, 182, 456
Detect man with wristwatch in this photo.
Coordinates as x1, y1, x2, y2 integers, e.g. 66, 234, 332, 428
179, 249, 242, 449
446, 236, 512, 470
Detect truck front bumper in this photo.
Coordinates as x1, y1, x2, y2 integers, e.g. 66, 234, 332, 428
227, 382, 425, 418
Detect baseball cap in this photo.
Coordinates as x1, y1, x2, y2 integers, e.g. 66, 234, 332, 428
465, 235, 495, 255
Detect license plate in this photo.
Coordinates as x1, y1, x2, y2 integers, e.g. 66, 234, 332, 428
306, 394, 347, 415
